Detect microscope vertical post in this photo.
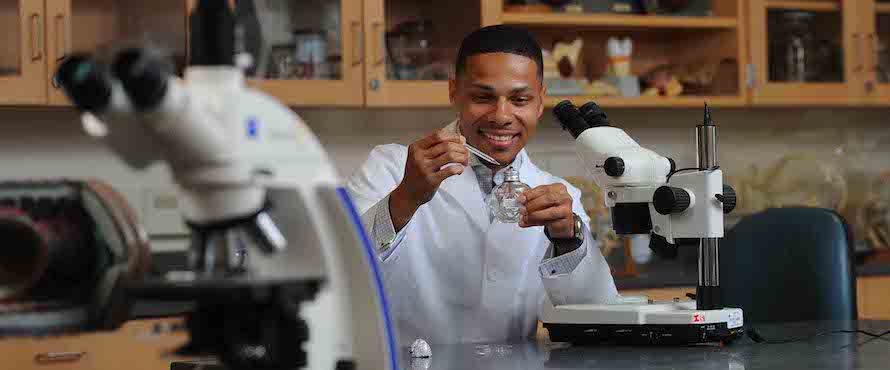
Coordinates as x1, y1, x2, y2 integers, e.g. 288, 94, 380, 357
696, 107, 721, 310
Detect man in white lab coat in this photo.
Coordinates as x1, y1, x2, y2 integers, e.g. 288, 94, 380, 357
346, 25, 618, 345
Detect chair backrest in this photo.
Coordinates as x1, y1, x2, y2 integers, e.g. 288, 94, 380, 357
720, 207, 857, 323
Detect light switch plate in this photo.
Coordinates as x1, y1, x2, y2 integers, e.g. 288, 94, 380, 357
143, 187, 189, 237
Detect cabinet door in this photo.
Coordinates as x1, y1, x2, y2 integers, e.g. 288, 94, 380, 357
748, 0, 862, 105
0, 0, 47, 105
47, 0, 188, 106
363, 0, 486, 107
0, 318, 190, 370
201, 0, 365, 107
857, 276, 890, 319
862, 0, 890, 104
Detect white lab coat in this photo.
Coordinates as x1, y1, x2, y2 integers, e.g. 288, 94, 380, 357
346, 143, 618, 345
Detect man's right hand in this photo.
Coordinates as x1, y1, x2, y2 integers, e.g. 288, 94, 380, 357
389, 130, 469, 231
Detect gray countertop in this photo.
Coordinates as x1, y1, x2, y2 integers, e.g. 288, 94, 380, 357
171, 320, 890, 370
397, 321, 890, 370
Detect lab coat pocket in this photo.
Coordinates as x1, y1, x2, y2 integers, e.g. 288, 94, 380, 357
478, 223, 545, 338
484, 223, 544, 278
422, 212, 483, 309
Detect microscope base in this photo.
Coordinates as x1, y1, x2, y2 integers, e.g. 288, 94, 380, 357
542, 299, 744, 345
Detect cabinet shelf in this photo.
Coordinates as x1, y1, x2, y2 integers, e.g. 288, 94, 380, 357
877, 3, 890, 14
766, 1, 840, 12
501, 12, 737, 29
543, 95, 746, 108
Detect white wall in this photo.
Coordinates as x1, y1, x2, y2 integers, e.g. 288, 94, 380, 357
0, 107, 887, 250
296, 107, 890, 179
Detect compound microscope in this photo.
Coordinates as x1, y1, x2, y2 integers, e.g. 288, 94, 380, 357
0, 1, 399, 370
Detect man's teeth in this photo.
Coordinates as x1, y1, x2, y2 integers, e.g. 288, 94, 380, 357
484, 133, 513, 141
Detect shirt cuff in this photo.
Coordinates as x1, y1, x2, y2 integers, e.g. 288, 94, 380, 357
539, 223, 591, 276
369, 194, 408, 261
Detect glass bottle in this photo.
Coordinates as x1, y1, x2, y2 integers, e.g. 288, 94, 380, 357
487, 167, 532, 223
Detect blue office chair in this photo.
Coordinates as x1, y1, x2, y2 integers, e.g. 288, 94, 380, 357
720, 207, 858, 324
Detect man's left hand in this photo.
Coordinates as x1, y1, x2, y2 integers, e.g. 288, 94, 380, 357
518, 183, 574, 238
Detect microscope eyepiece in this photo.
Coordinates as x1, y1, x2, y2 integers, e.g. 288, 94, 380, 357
112, 48, 172, 111
579, 101, 610, 127
55, 54, 112, 112
552, 100, 590, 139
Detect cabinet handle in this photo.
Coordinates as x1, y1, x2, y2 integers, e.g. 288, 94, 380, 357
854, 33, 864, 72
373, 21, 385, 67
351, 21, 363, 67
55, 13, 69, 62
869, 33, 878, 73
30, 13, 43, 61
35, 352, 86, 364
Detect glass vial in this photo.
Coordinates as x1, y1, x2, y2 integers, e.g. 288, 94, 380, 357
487, 166, 531, 223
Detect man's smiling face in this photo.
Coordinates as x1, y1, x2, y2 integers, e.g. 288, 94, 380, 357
450, 52, 546, 168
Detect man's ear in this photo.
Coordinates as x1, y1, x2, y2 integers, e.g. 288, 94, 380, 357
537, 84, 547, 119
448, 77, 457, 105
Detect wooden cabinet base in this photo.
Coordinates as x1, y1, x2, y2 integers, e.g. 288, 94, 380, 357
0, 317, 195, 370
858, 276, 890, 320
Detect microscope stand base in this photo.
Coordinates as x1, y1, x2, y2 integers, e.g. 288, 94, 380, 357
542, 299, 744, 345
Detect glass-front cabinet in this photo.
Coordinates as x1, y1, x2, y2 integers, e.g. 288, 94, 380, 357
363, 0, 484, 107
47, 0, 187, 106
225, 0, 365, 106
0, 0, 47, 105
863, 0, 890, 104
748, 0, 862, 105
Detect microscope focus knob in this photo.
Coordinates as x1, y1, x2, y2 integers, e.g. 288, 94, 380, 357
717, 185, 737, 214
653, 186, 691, 215
604, 157, 625, 177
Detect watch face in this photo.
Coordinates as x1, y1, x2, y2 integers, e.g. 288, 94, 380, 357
574, 214, 584, 239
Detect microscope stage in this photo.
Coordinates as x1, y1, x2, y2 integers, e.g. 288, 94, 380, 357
542, 298, 744, 345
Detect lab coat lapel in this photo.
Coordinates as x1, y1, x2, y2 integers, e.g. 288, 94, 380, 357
435, 119, 490, 232
437, 167, 491, 232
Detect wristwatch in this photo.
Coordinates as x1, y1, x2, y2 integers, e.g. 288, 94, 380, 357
545, 213, 584, 255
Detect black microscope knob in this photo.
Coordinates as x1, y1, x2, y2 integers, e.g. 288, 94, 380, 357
648, 233, 678, 259
603, 157, 625, 177
717, 185, 737, 214
653, 186, 691, 215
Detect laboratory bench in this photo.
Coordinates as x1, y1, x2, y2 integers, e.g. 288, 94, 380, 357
143, 250, 890, 320
170, 320, 890, 370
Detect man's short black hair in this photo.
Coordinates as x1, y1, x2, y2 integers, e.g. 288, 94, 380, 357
455, 25, 543, 79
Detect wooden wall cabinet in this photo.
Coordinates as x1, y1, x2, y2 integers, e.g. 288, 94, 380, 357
3, 0, 890, 108
494, 0, 749, 108
361, 0, 490, 107
0, 0, 48, 105
747, 0, 890, 106
183, 0, 752, 108
0, 0, 187, 106
189, 0, 368, 107
861, 0, 890, 105
45, 0, 187, 106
